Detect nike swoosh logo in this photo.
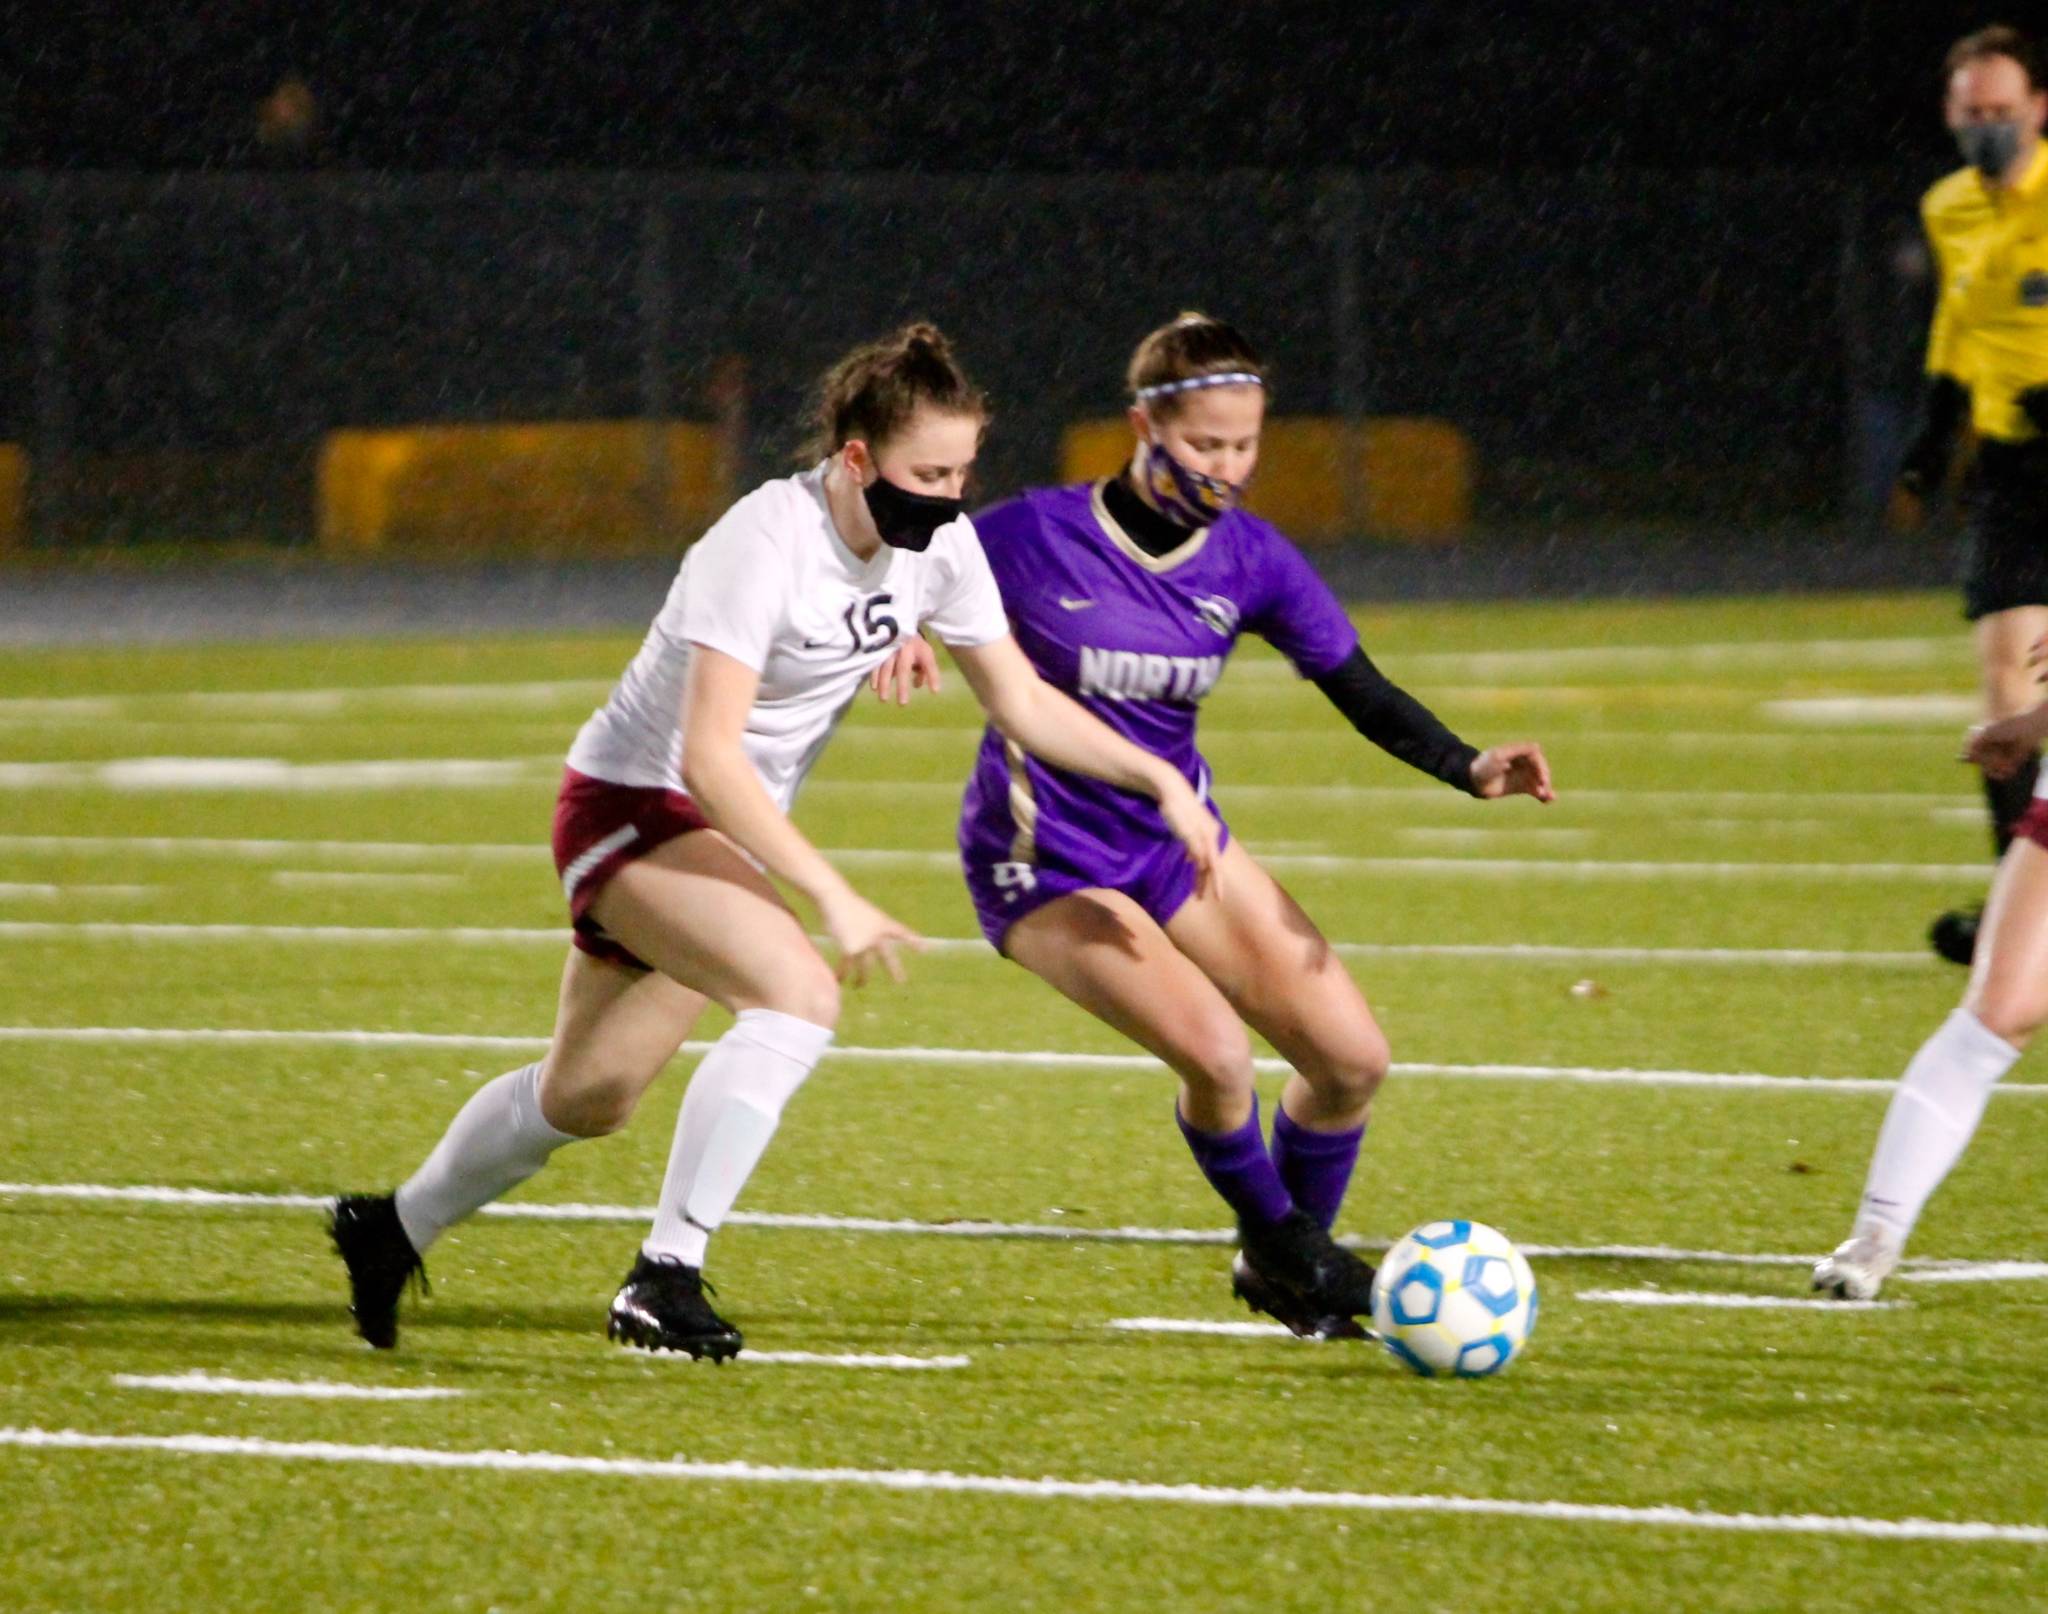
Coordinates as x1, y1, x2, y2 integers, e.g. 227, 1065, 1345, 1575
803, 636, 834, 648
1058, 597, 1096, 611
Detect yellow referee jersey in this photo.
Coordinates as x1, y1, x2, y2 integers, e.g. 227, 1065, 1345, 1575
1925, 143, 2048, 442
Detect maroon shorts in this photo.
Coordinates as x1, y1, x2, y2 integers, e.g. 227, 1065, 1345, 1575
551, 767, 711, 969
2015, 797, 2048, 853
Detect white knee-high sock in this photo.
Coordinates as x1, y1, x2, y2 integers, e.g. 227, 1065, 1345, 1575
393, 1062, 577, 1253
1856, 1009, 2020, 1247
643, 1009, 834, 1268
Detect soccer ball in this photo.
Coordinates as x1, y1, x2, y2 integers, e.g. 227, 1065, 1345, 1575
1371, 1219, 1538, 1378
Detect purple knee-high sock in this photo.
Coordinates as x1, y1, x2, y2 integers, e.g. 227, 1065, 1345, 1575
1270, 1105, 1364, 1231
1175, 1096, 1295, 1227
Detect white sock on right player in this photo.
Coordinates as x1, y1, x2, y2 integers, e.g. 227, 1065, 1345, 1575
393, 1061, 577, 1253
643, 1008, 834, 1269
1853, 1008, 2020, 1249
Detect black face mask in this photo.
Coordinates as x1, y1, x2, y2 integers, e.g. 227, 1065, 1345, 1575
1958, 119, 2024, 180
863, 474, 963, 552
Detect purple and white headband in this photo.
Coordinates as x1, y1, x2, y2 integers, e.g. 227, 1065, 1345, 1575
1133, 370, 1265, 403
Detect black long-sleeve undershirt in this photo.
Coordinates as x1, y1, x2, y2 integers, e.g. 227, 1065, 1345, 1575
1098, 472, 1480, 791
1313, 645, 1482, 794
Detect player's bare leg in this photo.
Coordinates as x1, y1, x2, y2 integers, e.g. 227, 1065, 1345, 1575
1005, 890, 1375, 1336
334, 949, 706, 1348
1935, 605, 2048, 962
1163, 840, 1388, 1336
585, 829, 839, 1359
1819, 838, 2048, 1298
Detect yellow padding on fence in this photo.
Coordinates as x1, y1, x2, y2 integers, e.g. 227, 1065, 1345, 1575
0, 444, 25, 552
1060, 416, 1472, 543
318, 421, 729, 557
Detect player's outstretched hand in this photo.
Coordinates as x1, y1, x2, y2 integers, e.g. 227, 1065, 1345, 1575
820, 888, 927, 986
1156, 776, 1224, 897
1471, 742, 1555, 803
1965, 710, 2048, 779
870, 633, 942, 706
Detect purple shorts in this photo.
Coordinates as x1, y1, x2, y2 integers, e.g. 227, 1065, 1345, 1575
959, 802, 1230, 953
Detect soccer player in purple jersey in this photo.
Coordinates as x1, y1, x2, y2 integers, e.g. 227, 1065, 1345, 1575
956, 313, 1555, 1337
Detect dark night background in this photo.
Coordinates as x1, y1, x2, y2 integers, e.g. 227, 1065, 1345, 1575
0, 2, 2006, 173
0, 2, 2026, 553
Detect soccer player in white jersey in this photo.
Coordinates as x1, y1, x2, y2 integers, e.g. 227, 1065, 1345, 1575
1816, 700, 2048, 1299
330, 324, 1220, 1357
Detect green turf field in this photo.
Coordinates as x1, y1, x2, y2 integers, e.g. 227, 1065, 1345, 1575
3, 590, 2045, 1612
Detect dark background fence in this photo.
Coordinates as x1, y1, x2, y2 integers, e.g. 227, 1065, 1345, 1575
0, 167, 1935, 549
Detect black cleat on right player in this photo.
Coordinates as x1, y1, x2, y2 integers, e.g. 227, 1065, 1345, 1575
1231, 1250, 1370, 1341
329, 1192, 427, 1350
1929, 905, 1981, 967
606, 1253, 744, 1361
1235, 1207, 1377, 1328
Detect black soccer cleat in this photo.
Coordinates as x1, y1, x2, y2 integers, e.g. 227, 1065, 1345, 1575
329, 1193, 427, 1350
606, 1253, 744, 1361
1231, 1251, 1370, 1341
1929, 906, 1981, 967
1236, 1207, 1378, 1322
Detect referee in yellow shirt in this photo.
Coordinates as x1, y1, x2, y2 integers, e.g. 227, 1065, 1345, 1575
1904, 26, 2048, 964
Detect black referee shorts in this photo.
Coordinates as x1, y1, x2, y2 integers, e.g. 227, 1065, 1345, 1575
1963, 438, 2048, 621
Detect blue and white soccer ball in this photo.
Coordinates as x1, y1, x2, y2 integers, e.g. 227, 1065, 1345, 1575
1371, 1219, 1538, 1378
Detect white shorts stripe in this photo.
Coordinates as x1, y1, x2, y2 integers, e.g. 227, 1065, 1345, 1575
559, 824, 640, 902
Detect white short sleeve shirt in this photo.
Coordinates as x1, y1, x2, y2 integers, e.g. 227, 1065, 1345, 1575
565, 465, 1010, 807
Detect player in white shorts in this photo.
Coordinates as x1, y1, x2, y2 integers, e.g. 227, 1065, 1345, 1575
330, 324, 1220, 1357
1816, 706, 2048, 1299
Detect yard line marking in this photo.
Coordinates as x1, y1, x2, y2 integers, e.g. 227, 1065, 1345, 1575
112, 1372, 464, 1401
0, 884, 155, 901
1577, 1289, 1906, 1312
828, 849, 1993, 882
1350, 637, 1966, 679
730, 1352, 969, 1370
1898, 1261, 2048, 1283
267, 871, 466, 889
3, 1182, 2039, 1279
0, 922, 1938, 969
0, 680, 611, 719
0, 758, 548, 791
1107, 1318, 1296, 1338
0, 827, 1993, 878
0, 834, 537, 864
4, 1024, 2030, 1095
1, 1427, 2040, 1542
0, 642, 1958, 720
1762, 696, 1979, 727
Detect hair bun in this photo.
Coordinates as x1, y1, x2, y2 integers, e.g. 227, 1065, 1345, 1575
899, 321, 949, 359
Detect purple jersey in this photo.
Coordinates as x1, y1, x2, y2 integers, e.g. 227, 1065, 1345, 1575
958, 481, 1357, 940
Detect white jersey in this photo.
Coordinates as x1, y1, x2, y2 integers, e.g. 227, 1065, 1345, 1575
566, 464, 1009, 807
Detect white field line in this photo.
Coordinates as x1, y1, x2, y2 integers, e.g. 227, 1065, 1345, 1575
1577, 1289, 1907, 1312
1107, 1318, 1296, 1338
1, 1025, 2022, 1097
268, 871, 465, 889
0, 681, 612, 719
112, 1372, 464, 1401
5, 1181, 2042, 1282
0, 921, 1937, 970
1245, 637, 1967, 679
0, 884, 155, 901
818, 848, 1995, 882
0, 834, 538, 865
1901, 1261, 2048, 1283
0, 642, 1958, 719
0, 758, 549, 791
1, 1426, 2040, 1543
730, 1351, 968, 1369
1762, 696, 1979, 727
0, 776, 1989, 824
